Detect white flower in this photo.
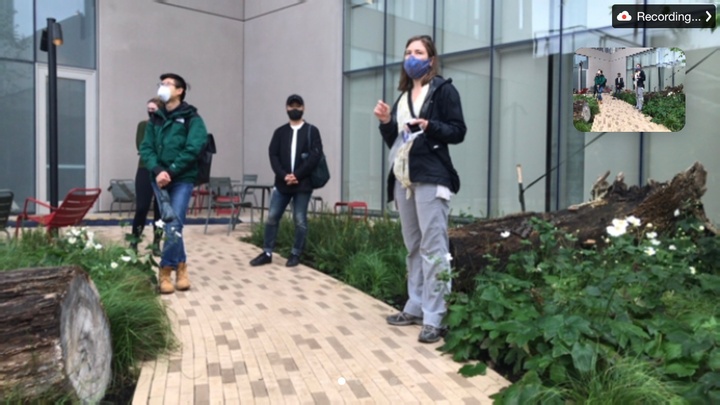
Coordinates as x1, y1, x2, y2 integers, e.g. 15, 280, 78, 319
606, 219, 628, 237
699, 225, 705, 231
155, 219, 165, 228
120, 255, 131, 262
94, 243, 103, 250
70, 227, 81, 237
689, 266, 696, 275
668, 91, 674, 96
646, 232, 657, 239
500, 231, 511, 238
674, 209, 680, 217
85, 240, 94, 249
646, 223, 654, 228
626, 215, 641, 226
669, 245, 677, 251
644, 247, 656, 256
110, 262, 118, 269
86, 231, 95, 241
67, 237, 77, 245
650, 239, 661, 246
445, 253, 453, 262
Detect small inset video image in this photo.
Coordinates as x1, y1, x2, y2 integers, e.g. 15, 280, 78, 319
573, 47, 686, 132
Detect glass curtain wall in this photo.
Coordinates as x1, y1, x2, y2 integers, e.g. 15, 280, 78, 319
343, 0, 720, 223
0, 0, 96, 209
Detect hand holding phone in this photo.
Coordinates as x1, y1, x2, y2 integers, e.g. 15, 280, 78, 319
406, 121, 423, 135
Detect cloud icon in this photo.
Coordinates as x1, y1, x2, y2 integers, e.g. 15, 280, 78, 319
617, 11, 632, 21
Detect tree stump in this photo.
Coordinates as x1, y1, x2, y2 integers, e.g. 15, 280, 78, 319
0, 266, 112, 402
450, 162, 716, 294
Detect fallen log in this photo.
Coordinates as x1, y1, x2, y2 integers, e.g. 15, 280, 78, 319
450, 162, 716, 294
0, 266, 112, 403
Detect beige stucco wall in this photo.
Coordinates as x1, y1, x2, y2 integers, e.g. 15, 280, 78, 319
97, 0, 343, 211
97, 0, 245, 210
242, 0, 344, 206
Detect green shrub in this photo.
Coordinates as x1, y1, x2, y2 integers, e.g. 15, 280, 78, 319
245, 214, 407, 305
441, 212, 720, 403
572, 95, 600, 132
0, 227, 176, 400
617, 86, 686, 131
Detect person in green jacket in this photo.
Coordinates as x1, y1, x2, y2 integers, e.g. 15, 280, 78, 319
140, 73, 208, 294
594, 69, 607, 104
131, 97, 164, 256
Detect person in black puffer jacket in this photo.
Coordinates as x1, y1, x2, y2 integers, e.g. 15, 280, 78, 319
373, 34, 466, 344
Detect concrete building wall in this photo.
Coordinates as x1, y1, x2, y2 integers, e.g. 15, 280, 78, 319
97, 0, 244, 209
242, 0, 344, 205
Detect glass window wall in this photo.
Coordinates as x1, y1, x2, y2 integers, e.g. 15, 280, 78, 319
344, 0, 720, 223
0, 60, 35, 207
0, 0, 34, 61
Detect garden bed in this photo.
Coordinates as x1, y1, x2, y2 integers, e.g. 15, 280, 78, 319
0, 228, 175, 403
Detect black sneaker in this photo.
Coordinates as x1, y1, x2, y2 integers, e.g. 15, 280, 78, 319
250, 252, 272, 266
286, 254, 300, 267
418, 325, 446, 343
386, 312, 422, 326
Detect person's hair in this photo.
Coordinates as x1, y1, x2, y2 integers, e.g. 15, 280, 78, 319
398, 35, 440, 91
147, 97, 165, 109
598, 69, 603, 74
160, 73, 189, 101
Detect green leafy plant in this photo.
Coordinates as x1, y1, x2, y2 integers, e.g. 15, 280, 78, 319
441, 212, 720, 403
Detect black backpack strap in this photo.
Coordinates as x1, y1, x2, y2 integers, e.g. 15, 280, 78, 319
306, 123, 313, 150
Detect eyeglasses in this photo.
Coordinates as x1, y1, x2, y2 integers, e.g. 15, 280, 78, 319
157, 82, 176, 88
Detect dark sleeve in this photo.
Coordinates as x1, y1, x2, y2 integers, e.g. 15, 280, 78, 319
294, 126, 323, 180
379, 101, 400, 148
136, 121, 146, 151
268, 128, 287, 178
139, 121, 163, 175
424, 84, 466, 145
167, 116, 208, 178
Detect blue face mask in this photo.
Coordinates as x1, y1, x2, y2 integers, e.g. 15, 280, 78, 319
403, 55, 432, 80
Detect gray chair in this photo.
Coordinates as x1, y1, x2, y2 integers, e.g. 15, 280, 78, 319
241, 174, 260, 207
108, 179, 136, 216
0, 189, 13, 239
204, 177, 253, 235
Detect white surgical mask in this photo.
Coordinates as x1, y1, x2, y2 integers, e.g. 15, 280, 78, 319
157, 85, 172, 102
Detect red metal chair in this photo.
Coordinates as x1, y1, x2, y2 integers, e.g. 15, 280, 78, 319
15, 188, 102, 237
334, 201, 368, 220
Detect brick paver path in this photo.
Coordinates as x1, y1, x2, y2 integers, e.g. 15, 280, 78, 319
85, 223, 509, 404
591, 95, 671, 132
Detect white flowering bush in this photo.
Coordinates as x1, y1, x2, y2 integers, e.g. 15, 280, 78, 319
442, 211, 720, 404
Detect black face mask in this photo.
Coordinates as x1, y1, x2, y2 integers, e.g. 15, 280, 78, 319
147, 111, 154, 119
287, 108, 303, 121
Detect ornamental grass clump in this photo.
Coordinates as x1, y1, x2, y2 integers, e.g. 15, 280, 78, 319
245, 214, 407, 306
441, 210, 720, 404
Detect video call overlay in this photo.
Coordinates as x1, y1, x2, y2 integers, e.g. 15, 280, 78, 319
612, 3, 716, 29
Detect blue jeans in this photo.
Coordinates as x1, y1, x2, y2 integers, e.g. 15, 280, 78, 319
151, 181, 194, 268
597, 85, 604, 101
263, 189, 312, 256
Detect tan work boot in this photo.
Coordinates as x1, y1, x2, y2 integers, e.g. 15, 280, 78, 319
176, 262, 191, 291
159, 266, 175, 294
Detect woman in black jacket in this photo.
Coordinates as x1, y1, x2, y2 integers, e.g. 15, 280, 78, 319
373, 35, 466, 344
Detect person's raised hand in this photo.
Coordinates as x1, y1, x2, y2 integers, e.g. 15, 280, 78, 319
373, 100, 391, 124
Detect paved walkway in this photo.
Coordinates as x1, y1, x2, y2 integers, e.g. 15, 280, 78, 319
88, 220, 509, 404
591, 95, 671, 132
